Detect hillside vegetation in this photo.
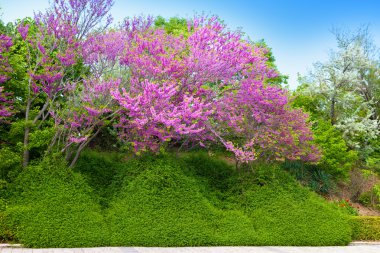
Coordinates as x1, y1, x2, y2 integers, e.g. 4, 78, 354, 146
1, 151, 352, 247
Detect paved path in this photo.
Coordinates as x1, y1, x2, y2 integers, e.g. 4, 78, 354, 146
1, 244, 380, 253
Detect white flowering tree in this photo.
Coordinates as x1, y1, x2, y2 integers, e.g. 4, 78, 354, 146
298, 26, 379, 161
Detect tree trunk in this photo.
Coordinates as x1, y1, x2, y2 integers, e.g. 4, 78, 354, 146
68, 128, 102, 168
69, 143, 86, 169
330, 94, 336, 125
22, 98, 32, 167
33, 100, 49, 125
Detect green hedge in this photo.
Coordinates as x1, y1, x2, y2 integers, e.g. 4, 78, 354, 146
5, 159, 107, 248
107, 158, 257, 246
106, 153, 351, 246
3, 151, 354, 247
351, 216, 380, 241
0, 199, 12, 242
182, 153, 352, 246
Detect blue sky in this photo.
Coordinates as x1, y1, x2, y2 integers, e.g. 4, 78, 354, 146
1, 0, 379, 89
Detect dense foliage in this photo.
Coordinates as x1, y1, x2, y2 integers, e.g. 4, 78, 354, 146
2, 152, 352, 247
293, 26, 380, 207
4, 160, 106, 247
351, 216, 380, 241
1, 0, 379, 248
0, 0, 319, 169
294, 27, 380, 168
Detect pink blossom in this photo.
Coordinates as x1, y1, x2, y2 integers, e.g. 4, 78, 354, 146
69, 136, 88, 143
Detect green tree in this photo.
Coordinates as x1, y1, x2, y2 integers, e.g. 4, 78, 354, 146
255, 39, 288, 87
155, 16, 189, 37
312, 120, 358, 179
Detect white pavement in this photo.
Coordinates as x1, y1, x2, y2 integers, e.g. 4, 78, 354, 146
1, 244, 380, 253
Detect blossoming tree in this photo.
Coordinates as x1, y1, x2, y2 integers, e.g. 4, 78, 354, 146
109, 16, 320, 163
1, 0, 320, 167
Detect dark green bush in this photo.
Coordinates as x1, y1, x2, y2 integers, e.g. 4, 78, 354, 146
351, 216, 380, 241
282, 160, 335, 195
5, 158, 107, 248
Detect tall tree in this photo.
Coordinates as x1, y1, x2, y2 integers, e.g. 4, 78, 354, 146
297, 26, 380, 163
2, 11, 320, 167
110, 16, 320, 163
0, 34, 13, 121
8, 0, 114, 167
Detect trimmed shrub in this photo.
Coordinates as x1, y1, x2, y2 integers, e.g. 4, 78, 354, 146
106, 157, 257, 246
182, 154, 351, 245
351, 216, 380, 241
73, 150, 125, 208
241, 186, 351, 245
230, 164, 351, 246
107, 154, 352, 246
2, 151, 354, 247
5, 159, 107, 248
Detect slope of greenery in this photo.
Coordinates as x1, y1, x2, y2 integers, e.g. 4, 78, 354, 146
2, 151, 352, 247
181, 153, 352, 246
107, 157, 256, 246
4, 159, 107, 248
